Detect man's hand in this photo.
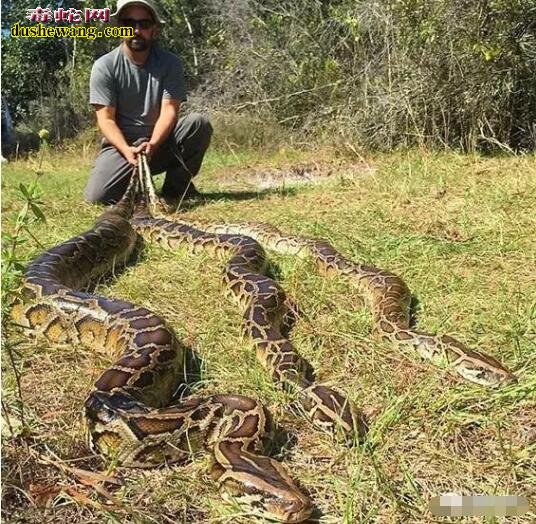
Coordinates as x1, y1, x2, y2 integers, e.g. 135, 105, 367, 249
131, 141, 156, 158
94, 105, 141, 166
123, 138, 157, 166
123, 146, 138, 166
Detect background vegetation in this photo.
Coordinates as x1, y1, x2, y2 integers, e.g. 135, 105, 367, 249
2, 0, 536, 152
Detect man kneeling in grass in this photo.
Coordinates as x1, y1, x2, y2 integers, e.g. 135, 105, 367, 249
85, 0, 212, 205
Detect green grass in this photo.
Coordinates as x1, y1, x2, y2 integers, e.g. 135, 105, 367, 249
2, 146, 535, 523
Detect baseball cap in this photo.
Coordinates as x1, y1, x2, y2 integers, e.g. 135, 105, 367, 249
111, 0, 166, 24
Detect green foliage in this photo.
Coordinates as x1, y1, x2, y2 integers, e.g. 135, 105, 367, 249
2, 0, 114, 141
195, 0, 536, 150
2, 0, 69, 121
2, 0, 535, 150
1, 177, 46, 313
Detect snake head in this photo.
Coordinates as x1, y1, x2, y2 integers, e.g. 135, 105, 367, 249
84, 392, 119, 454
85, 391, 119, 426
218, 467, 313, 523
439, 335, 518, 387
85, 390, 148, 431
84, 391, 122, 448
455, 357, 518, 387
84, 391, 148, 460
260, 493, 313, 523
235, 489, 312, 523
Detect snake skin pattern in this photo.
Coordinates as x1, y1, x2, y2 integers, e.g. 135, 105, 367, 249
188, 226, 517, 387
10, 153, 517, 522
134, 155, 368, 442
11, 173, 313, 522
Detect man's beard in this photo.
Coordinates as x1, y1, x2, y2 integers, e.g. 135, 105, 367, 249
127, 36, 150, 52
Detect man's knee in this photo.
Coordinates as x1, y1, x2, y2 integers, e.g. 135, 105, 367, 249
178, 112, 213, 144
84, 184, 110, 204
84, 169, 128, 205
85, 147, 132, 204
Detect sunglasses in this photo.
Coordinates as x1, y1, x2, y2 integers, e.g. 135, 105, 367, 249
119, 18, 155, 30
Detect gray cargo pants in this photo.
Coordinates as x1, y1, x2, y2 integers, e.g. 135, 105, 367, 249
84, 113, 213, 204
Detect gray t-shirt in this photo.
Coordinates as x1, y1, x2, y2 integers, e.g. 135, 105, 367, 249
90, 45, 187, 142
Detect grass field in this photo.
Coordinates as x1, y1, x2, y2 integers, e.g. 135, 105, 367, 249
2, 145, 535, 523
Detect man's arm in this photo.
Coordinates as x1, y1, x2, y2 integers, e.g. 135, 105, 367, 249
94, 105, 138, 165
151, 98, 181, 148
137, 53, 186, 157
135, 98, 181, 158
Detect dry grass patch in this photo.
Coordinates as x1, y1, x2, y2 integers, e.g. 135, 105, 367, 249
204, 159, 373, 190
2, 148, 535, 523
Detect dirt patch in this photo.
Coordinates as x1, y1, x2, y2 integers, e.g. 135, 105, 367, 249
213, 160, 374, 189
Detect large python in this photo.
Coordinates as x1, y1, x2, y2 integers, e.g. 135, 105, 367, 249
10, 154, 517, 522
11, 172, 313, 523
